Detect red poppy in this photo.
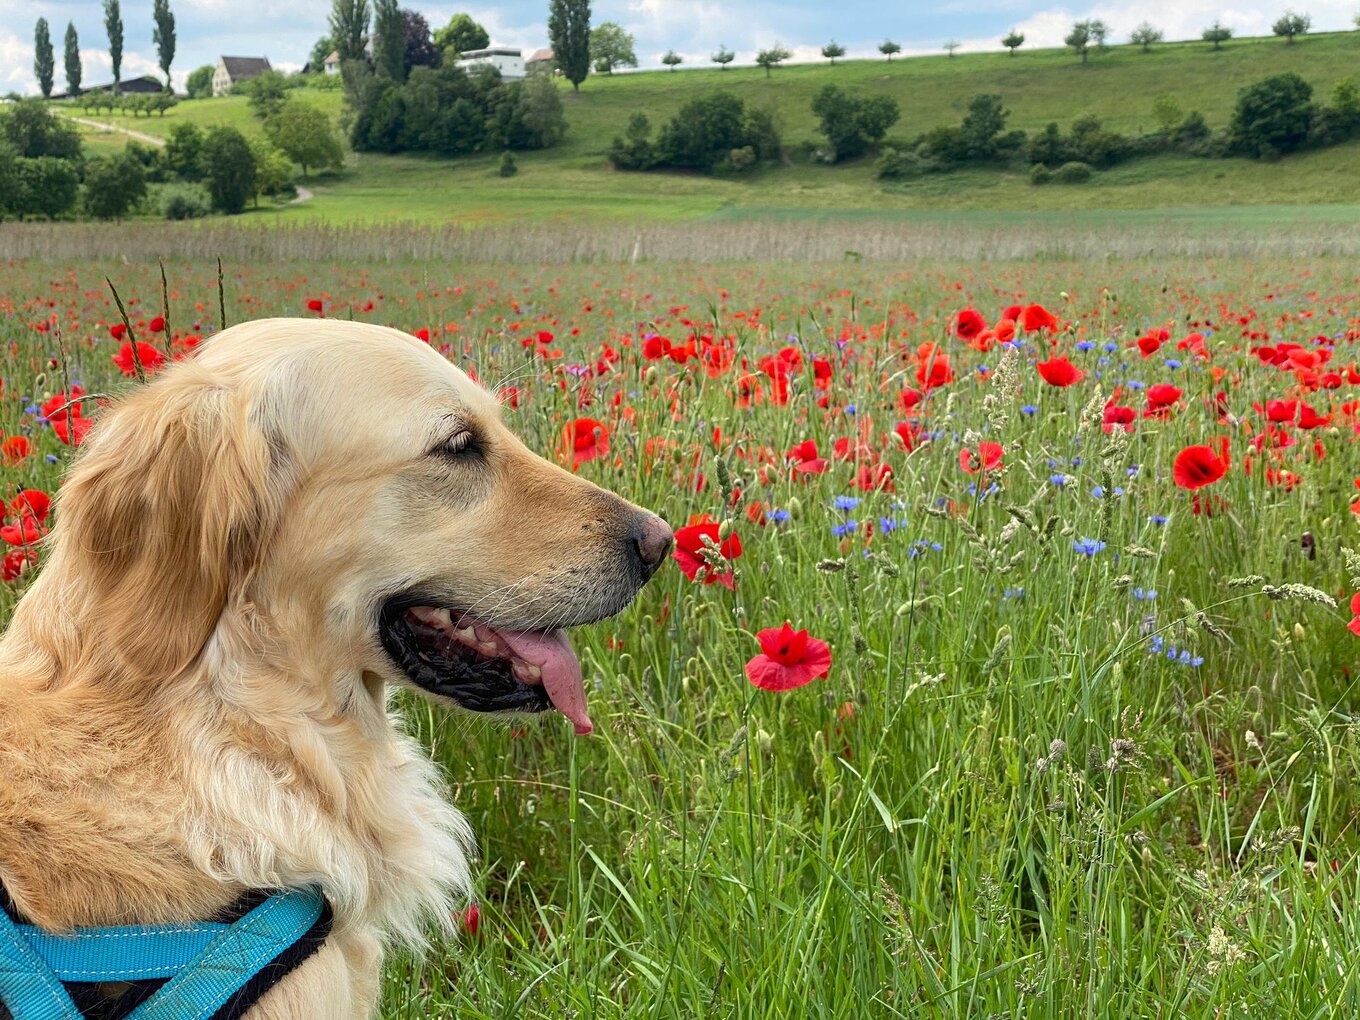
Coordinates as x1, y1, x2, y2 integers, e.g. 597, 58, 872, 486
1020, 304, 1058, 332
147, 315, 166, 333
959, 441, 1004, 474
306, 298, 324, 314
1349, 592, 1360, 636
916, 352, 954, 389
1036, 356, 1084, 387
53, 416, 93, 446
1102, 405, 1136, 433
112, 341, 167, 377
1, 436, 29, 466
1173, 444, 1228, 490
745, 622, 832, 692
672, 519, 742, 589
461, 903, 480, 937
413, 328, 430, 343
109, 322, 127, 340
786, 440, 828, 476
954, 308, 986, 341
562, 417, 609, 469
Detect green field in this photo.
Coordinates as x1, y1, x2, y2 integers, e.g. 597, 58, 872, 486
65, 30, 1360, 224
5, 253, 1360, 1017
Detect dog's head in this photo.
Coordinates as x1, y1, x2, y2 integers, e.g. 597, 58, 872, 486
51, 318, 670, 734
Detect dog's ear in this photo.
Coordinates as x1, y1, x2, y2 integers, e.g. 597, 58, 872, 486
55, 368, 274, 681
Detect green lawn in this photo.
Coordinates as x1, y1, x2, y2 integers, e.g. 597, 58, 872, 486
64, 31, 1360, 225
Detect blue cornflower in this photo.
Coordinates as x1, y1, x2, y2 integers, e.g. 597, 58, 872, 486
1148, 515, 1169, 526
1126, 465, 1140, 477
1132, 588, 1157, 601
766, 508, 791, 524
1125, 380, 1145, 390
831, 520, 858, 537
1050, 474, 1069, 486
1150, 635, 1164, 654
844, 404, 857, 415
46, 454, 60, 464
1021, 405, 1038, 415
834, 495, 861, 512
1003, 587, 1025, 599
1075, 340, 1095, 351
1073, 537, 1106, 557
1103, 342, 1119, 352
879, 517, 905, 533
1165, 359, 1182, 370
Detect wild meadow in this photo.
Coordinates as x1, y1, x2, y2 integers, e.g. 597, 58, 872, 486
3, 255, 1360, 1017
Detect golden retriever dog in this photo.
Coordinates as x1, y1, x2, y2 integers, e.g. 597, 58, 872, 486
0, 319, 671, 1018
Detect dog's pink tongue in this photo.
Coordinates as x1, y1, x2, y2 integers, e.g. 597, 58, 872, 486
497, 628, 593, 735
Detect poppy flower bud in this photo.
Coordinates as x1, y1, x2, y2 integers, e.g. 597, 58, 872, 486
1141, 845, 1152, 868
643, 366, 658, 384
718, 519, 735, 541
755, 729, 773, 757
787, 497, 801, 516
33, 373, 45, 388
1293, 623, 1306, 642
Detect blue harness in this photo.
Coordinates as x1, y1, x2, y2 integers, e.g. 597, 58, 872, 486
0, 887, 330, 1020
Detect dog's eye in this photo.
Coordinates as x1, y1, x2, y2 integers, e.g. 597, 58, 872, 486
438, 430, 476, 458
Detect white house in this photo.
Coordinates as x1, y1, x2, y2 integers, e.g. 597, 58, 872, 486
457, 47, 524, 80
323, 50, 341, 75
212, 56, 272, 97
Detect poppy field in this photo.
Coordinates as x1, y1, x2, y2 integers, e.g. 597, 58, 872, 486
4, 255, 1360, 1017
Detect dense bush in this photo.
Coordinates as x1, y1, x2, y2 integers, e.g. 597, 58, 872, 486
158, 183, 211, 219
346, 63, 566, 156
12, 157, 80, 219
874, 146, 936, 180
83, 152, 147, 218
1, 99, 81, 159
201, 126, 257, 214
1029, 162, 1052, 185
1054, 160, 1093, 183
612, 92, 780, 174
810, 84, 899, 162
1230, 72, 1314, 158
1027, 116, 1128, 169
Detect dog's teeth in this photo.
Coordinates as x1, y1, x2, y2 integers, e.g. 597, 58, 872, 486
478, 641, 500, 655
456, 627, 476, 643
433, 608, 453, 627
524, 664, 542, 680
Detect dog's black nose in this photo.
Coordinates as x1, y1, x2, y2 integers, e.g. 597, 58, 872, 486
632, 514, 673, 578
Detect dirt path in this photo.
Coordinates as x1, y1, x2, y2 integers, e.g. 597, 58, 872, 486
60, 113, 166, 147
290, 186, 314, 205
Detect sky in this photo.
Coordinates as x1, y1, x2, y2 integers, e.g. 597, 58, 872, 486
3, 0, 1359, 95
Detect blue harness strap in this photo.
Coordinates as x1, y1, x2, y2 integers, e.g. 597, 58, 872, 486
0, 888, 326, 1020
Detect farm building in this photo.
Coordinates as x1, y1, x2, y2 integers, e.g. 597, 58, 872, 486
525, 48, 554, 72
52, 74, 164, 99
458, 47, 524, 79
212, 56, 272, 97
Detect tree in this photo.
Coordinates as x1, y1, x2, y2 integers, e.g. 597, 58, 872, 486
822, 40, 845, 65
265, 100, 344, 175
1202, 22, 1233, 50
944, 40, 960, 58
14, 157, 79, 218
960, 92, 1008, 160
879, 39, 901, 60
330, 0, 370, 62
608, 111, 656, 169
373, 0, 405, 79
84, 152, 146, 218
1232, 72, 1314, 157
2, 99, 82, 158
1089, 20, 1109, 49
104, 0, 124, 95
548, 0, 591, 92
242, 70, 289, 118
590, 22, 636, 74
34, 20, 54, 98
433, 13, 488, 58
516, 70, 567, 147
1272, 10, 1310, 43
63, 23, 81, 97
186, 64, 213, 97
402, 10, 438, 74
1152, 94, 1182, 133
201, 126, 256, 213
249, 137, 293, 202
310, 35, 335, 71
811, 84, 899, 161
662, 50, 683, 71
1066, 21, 1093, 63
1130, 23, 1162, 51
165, 121, 205, 177
655, 91, 755, 170
1002, 30, 1024, 55
153, 0, 175, 89
711, 45, 735, 69
755, 44, 791, 77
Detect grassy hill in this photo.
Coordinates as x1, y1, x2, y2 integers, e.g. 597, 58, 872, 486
70, 30, 1360, 224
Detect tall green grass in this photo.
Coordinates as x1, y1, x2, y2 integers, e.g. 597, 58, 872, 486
3, 257, 1359, 1017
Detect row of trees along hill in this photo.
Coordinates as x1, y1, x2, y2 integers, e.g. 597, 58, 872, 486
31, 0, 175, 96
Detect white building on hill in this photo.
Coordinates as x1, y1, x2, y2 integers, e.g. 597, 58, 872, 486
458, 47, 524, 79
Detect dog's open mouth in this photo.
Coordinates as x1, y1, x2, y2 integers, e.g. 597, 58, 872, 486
379, 604, 593, 735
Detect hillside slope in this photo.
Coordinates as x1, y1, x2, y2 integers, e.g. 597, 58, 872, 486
73, 31, 1360, 223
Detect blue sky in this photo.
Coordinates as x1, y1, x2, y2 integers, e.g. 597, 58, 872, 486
5, 0, 1359, 94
